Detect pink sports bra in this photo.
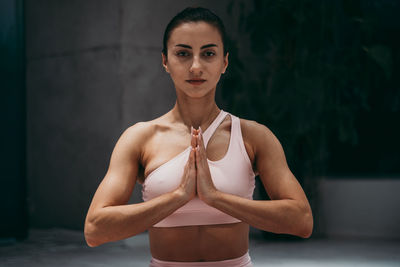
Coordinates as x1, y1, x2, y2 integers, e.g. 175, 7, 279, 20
142, 110, 256, 227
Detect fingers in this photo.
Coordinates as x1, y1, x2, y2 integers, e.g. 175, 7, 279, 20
191, 126, 201, 149
191, 126, 195, 148
195, 128, 206, 165
198, 127, 204, 151
185, 142, 196, 172
189, 146, 195, 168
195, 145, 201, 165
180, 146, 197, 201
190, 126, 205, 163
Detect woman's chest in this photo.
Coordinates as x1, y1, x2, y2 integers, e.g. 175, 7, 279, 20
142, 125, 231, 180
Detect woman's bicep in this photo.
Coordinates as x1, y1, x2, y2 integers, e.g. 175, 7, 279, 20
88, 126, 144, 211
252, 124, 308, 203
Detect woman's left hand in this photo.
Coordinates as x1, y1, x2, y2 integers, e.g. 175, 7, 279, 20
194, 128, 218, 204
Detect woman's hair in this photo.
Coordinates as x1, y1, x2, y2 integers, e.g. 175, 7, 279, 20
162, 7, 228, 57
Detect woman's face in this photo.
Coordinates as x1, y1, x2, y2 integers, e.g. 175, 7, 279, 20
162, 22, 228, 99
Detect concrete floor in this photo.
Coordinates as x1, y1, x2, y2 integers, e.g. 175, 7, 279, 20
1, 229, 400, 267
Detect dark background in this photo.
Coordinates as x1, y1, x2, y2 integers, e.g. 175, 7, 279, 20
218, 0, 400, 177
1, 0, 399, 241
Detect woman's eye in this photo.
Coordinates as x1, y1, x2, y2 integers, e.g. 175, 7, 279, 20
176, 51, 190, 57
203, 51, 216, 57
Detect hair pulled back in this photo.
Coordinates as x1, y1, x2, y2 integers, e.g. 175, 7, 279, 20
162, 7, 228, 57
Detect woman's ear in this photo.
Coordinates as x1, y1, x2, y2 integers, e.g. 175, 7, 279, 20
222, 52, 229, 74
162, 53, 169, 73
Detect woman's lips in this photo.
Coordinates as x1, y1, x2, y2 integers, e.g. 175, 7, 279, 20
186, 79, 206, 85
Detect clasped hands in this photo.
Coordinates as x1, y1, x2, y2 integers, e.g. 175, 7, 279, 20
178, 127, 218, 204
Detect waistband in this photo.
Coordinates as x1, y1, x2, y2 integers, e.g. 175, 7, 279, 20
149, 252, 252, 267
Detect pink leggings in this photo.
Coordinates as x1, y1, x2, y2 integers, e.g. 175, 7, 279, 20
149, 252, 253, 267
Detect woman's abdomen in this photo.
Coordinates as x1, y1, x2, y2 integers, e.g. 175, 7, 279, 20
148, 222, 249, 262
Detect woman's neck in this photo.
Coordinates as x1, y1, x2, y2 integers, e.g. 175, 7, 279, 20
171, 96, 220, 131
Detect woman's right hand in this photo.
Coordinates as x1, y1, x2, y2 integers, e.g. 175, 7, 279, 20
176, 127, 197, 202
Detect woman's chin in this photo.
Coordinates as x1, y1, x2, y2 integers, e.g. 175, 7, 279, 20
176, 87, 214, 99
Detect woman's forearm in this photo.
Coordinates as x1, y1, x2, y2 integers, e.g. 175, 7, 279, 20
208, 191, 313, 238
84, 189, 188, 247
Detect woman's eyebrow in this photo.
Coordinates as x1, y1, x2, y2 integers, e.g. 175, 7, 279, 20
201, 44, 217, 49
175, 43, 218, 49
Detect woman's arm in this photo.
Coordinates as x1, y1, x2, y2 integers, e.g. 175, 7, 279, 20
84, 123, 196, 247
198, 120, 313, 238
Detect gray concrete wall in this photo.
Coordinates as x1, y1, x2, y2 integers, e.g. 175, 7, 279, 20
26, 0, 123, 229
25, 0, 232, 229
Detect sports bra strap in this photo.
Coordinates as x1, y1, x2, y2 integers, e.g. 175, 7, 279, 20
202, 110, 228, 147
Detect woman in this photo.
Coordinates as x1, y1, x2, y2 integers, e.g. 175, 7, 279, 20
84, 7, 313, 267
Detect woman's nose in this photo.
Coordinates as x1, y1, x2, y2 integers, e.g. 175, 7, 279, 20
189, 56, 202, 74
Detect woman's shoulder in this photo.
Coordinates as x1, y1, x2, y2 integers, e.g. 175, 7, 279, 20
238, 117, 272, 139
122, 115, 169, 143
238, 117, 282, 156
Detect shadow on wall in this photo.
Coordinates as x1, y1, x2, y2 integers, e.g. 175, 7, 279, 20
219, 0, 400, 239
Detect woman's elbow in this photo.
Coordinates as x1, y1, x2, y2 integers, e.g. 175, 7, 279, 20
298, 208, 313, 238
85, 236, 100, 247
85, 235, 100, 247
84, 217, 104, 247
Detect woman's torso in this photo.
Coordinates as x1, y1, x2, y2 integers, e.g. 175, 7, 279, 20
138, 111, 255, 261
